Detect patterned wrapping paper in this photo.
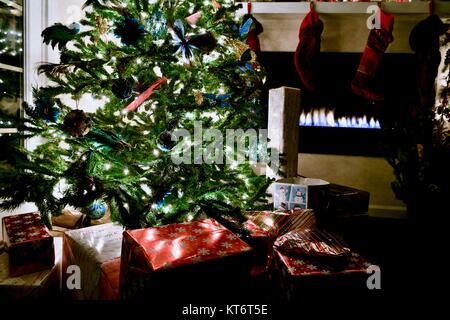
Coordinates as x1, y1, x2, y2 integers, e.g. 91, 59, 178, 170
120, 218, 254, 300
63, 223, 123, 300
274, 228, 351, 258
275, 249, 371, 277
274, 249, 372, 302
2, 212, 55, 277
246, 208, 316, 237
0, 237, 62, 300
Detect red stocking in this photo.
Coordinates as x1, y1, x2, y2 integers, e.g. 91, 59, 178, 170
294, 6, 323, 91
242, 14, 264, 55
351, 10, 395, 101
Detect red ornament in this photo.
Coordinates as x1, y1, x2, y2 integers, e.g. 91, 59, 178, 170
124, 77, 167, 112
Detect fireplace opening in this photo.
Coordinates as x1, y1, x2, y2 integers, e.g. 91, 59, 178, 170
261, 52, 418, 156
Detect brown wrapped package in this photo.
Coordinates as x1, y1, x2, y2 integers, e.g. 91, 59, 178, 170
0, 237, 62, 300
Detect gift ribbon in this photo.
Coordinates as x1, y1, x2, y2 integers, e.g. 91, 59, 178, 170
124, 77, 167, 112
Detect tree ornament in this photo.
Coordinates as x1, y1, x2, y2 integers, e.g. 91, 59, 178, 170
114, 16, 146, 46
81, 176, 103, 193
33, 93, 60, 122
94, 15, 109, 36
148, 8, 168, 38
63, 110, 93, 137
41, 22, 80, 50
85, 200, 107, 220
124, 77, 167, 112
171, 20, 217, 60
157, 131, 176, 152
111, 78, 134, 100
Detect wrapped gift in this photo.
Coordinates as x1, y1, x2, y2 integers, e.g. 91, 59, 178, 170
0, 237, 62, 300
273, 178, 330, 212
120, 218, 254, 301
62, 223, 123, 300
246, 208, 316, 237
2, 212, 55, 277
327, 184, 370, 217
274, 249, 371, 302
240, 220, 273, 275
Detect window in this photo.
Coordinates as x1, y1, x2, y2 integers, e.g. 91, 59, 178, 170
0, 0, 23, 136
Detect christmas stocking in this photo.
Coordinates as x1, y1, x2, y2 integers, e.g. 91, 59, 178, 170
409, 14, 449, 108
294, 6, 323, 91
351, 10, 395, 101
242, 14, 264, 55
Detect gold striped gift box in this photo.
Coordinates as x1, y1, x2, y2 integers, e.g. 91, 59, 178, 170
245, 209, 316, 237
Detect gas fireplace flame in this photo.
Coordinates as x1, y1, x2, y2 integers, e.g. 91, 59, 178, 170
299, 108, 381, 129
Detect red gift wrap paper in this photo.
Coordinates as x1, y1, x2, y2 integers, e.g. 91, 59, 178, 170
2, 212, 55, 277
120, 218, 254, 300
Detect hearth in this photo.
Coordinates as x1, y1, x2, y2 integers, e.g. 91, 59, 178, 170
261, 52, 418, 156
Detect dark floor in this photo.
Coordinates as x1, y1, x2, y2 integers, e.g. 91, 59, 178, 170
326, 215, 447, 296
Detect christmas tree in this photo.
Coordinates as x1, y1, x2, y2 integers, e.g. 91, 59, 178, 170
0, 0, 272, 228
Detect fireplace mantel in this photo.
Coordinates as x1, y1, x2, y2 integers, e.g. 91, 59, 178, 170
236, 1, 450, 53
237, 1, 450, 15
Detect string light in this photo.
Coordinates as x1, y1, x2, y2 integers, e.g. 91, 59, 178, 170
104, 163, 112, 170
124, 168, 129, 175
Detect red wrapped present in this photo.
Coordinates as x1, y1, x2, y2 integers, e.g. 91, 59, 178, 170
2, 213, 55, 277
241, 220, 273, 273
274, 249, 371, 301
63, 223, 123, 300
120, 218, 254, 301
246, 208, 316, 237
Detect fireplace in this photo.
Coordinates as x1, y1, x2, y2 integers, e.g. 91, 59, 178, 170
261, 52, 418, 156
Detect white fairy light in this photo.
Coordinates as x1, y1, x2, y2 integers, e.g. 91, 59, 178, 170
104, 163, 112, 170
185, 112, 195, 120
143, 130, 150, 135
123, 203, 129, 210
136, 58, 142, 65
187, 214, 194, 221
153, 39, 164, 47
153, 66, 163, 77
153, 149, 160, 157
59, 140, 71, 150
151, 203, 158, 210
124, 168, 129, 175
229, 161, 238, 170
52, 178, 68, 199
81, 155, 87, 161
217, 36, 226, 45
141, 184, 153, 196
